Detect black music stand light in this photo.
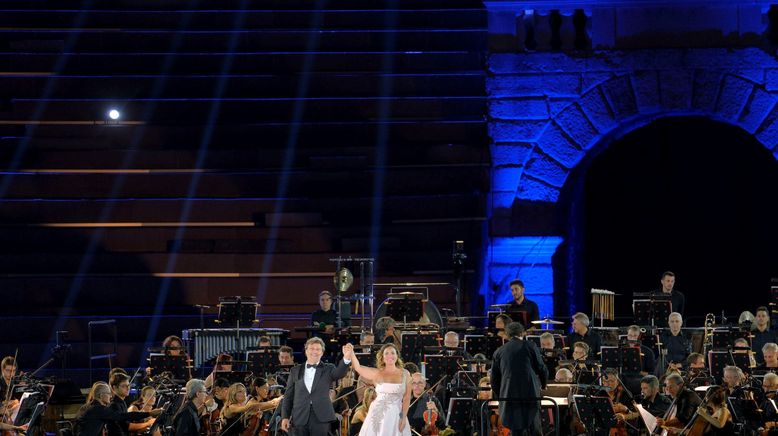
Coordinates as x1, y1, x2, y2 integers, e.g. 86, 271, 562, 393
573, 395, 617, 436
247, 350, 279, 376
149, 354, 190, 381
463, 334, 486, 357
632, 297, 671, 327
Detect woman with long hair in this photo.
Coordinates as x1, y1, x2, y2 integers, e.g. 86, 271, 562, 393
343, 342, 411, 436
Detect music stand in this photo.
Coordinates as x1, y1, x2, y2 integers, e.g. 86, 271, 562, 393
463, 334, 486, 357
149, 354, 190, 381
632, 296, 671, 328
445, 398, 474, 433
218, 296, 259, 350
385, 295, 423, 323
707, 351, 743, 384
600, 346, 641, 373
486, 336, 505, 358
573, 395, 617, 435
401, 331, 439, 364
354, 352, 375, 368
424, 355, 461, 386
247, 350, 279, 376
712, 329, 748, 350
728, 397, 762, 425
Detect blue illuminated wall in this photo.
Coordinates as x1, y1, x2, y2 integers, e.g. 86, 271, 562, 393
482, 47, 778, 317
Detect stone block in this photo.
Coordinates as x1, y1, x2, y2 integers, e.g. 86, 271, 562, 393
739, 88, 777, 134
555, 104, 600, 150
536, 123, 586, 169
488, 98, 549, 120
601, 74, 638, 119
715, 75, 754, 121
755, 107, 778, 149
488, 120, 549, 142
692, 70, 723, 113
579, 88, 617, 132
488, 53, 587, 74
516, 175, 561, 202
487, 73, 581, 98
631, 70, 660, 113
493, 166, 525, 193
659, 69, 693, 110
734, 69, 765, 85
583, 72, 614, 93
524, 152, 570, 187
766, 69, 778, 92
491, 191, 516, 210
491, 142, 534, 166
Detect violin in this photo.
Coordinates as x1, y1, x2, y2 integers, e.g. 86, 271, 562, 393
420, 394, 439, 436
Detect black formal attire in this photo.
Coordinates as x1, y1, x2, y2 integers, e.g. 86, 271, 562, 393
311, 309, 337, 327
672, 388, 702, 425
408, 394, 445, 434
641, 393, 671, 417
172, 400, 201, 436
752, 328, 778, 363
507, 298, 540, 327
567, 328, 602, 357
652, 290, 685, 316
660, 331, 691, 367
75, 401, 150, 436
491, 337, 548, 436
218, 413, 244, 436
622, 344, 656, 395
106, 396, 136, 436
281, 359, 350, 436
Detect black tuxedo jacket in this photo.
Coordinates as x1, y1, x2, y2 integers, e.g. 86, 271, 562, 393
281, 360, 349, 426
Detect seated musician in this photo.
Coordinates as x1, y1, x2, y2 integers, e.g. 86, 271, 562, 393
539, 332, 565, 374
572, 341, 590, 363
358, 331, 375, 353
311, 290, 338, 333
694, 386, 735, 435
108, 373, 159, 436
244, 377, 283, 431
375, 316, 400, 346
760, 372, 778, 425
477, 376, 510, 435
75, 382, 159, 436
127, 386, 156, 432
722, 365, 751, 400
172, 379, 208, 436
218, 383, 262, 436
204, 353, 232, 389
685, 353, 712, 388
603, 368, 634, 422
349, 386, 376, 436
0, 356, 20, 417
661, 312, 691, 368
407, 372, 446, 434
625, 325, 656, 375
655, 373, 702, 433
404, 362, 420, 375
275, 345, 294, 386
256, 336, 272, 349
567, 312, 602, 357
639, 375, 671, 417
554, 368, 573, 383
757, 342, 778, 372
506, 279, 540, 326
733, 337, 757, 370
204, 377, 230, 415
752, 306, 777, 363
442, 331, 471, 359
471, 353, 489, 374
494, 313, 512, 340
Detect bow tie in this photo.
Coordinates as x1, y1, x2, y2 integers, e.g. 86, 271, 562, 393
306, 363, 319, 369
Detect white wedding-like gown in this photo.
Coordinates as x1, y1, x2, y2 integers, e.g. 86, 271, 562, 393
358, 378, 411, 436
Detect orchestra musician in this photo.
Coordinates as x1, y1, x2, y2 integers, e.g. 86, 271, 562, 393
218, 383, 262, 436
639, 375, 671, 417
494, 314, 512, 340
721, 365, 751, 401
311, 290, 338, 333
172, 379, 208, 436
442, 331, 471, 359
684, 353, 712, 388
490, 322, 548, 436
107, 373, 158, 436
75, 382, 160, 436
757, 342, 778, 372
276, 345, 295, 386
567, 313, 602, 357
655, 373, 702, 432
539, 332, 565, 372
760, 372, 778, 425
204, 354, 233, 390
256, 336, 272, 349
505, 279, 540, 327
244, 377, 283, 435
349, 387, 376, 436
375, 316, 401, 346
653, 271, 685, 316
358, 332, 375, 353
0, 356, 19, 425
407, 373, 445, 434
554, 368, 573, 383
753, 307, 777, 363
127, 386, 157, 435
660, 312, 691, 370
692, 386, 735, 435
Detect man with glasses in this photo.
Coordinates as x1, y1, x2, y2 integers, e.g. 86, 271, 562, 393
407, 373, 445, 433
655, 373, 701, 431
107, 373, 153, 436
76, 382, 160, 436
173, 379, 208, 436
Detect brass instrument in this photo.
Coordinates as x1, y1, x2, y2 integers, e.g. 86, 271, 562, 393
703, 313, 716, 354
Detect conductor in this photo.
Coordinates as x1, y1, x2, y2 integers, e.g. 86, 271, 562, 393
491, 322, 548, 436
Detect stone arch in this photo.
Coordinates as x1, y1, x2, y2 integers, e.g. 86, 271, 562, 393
515, 70, 778, 203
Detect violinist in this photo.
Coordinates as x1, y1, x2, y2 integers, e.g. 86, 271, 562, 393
655, 374, 702, 432
603, 368, 636, 432
173, 379, 208, 436
242, 377, 283, 436
75, 382, 160, 436
217, 383, 262, 436
0, 356, 19, 427
477, 376, 509, 436
127, 386, 157, 435
407, 373, 445, 434
108, 373, 159, 436
349, 387, 376, 436
692, 387, 735, 435
205, 354, 233, 390
760, 373, 778, 426
639, 375, 671, 417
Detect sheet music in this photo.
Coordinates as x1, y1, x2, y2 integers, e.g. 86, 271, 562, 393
636, 404, 658, 433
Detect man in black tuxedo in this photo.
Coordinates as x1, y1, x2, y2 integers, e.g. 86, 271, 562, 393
280, 337, 351, 436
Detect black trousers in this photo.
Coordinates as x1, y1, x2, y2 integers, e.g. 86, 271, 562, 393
290, 405, 332, 436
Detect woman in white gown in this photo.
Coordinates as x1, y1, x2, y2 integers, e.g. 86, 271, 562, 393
343, 343, 412, 436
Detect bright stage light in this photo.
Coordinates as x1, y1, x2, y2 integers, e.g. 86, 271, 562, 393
108, 109, 120, 120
